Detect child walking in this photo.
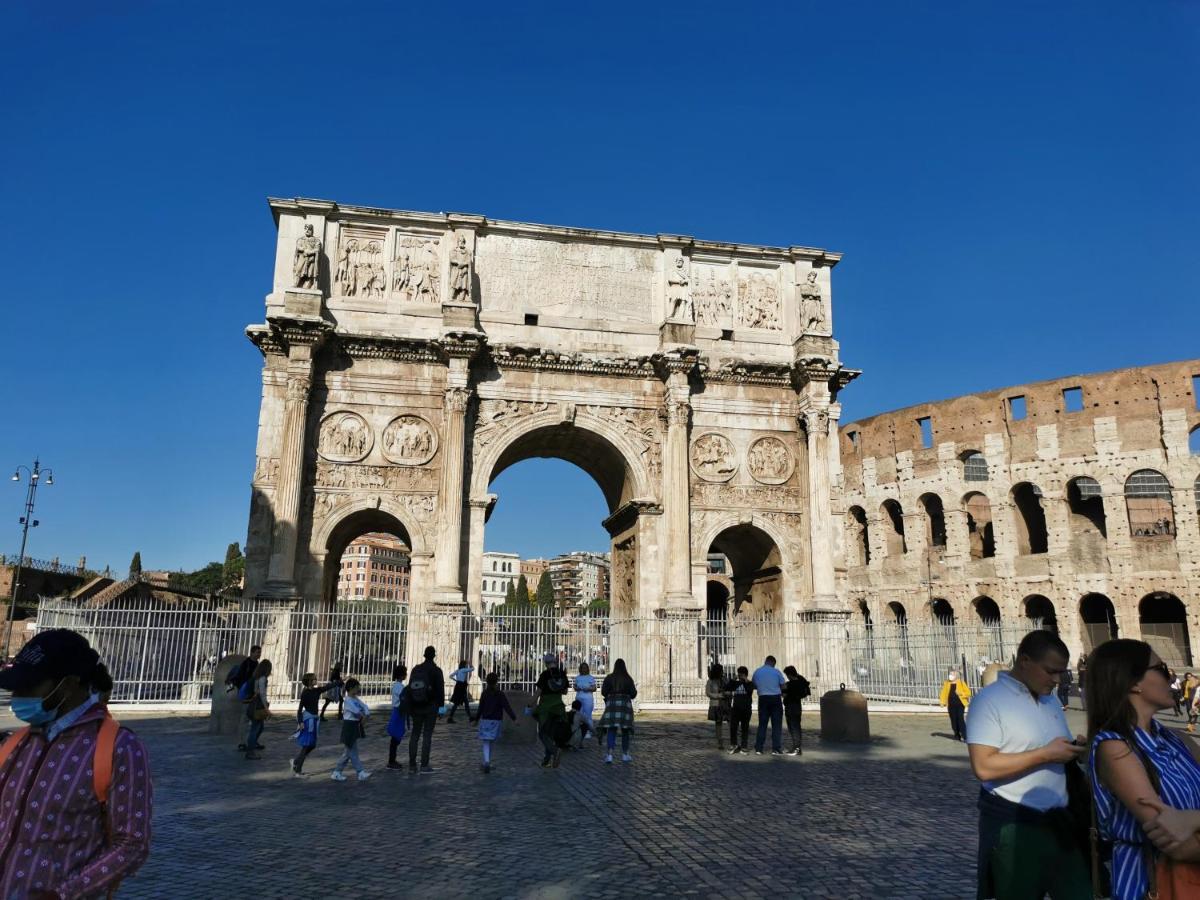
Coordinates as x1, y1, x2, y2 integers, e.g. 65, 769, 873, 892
387, 664, 408, 770
331, 678, 372, 782
476, 672, 517, 773
727, 666, 754, 754
447, 660, 476, 723
292, 672, 326, 776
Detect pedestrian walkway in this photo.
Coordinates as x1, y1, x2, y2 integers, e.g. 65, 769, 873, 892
1, 710, 1007, 898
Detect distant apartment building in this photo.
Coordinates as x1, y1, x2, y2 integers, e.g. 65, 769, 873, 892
336, 532, 411, 602
482, 551, 521, 608
549, 551, 610, 607
521, 558, 549, 594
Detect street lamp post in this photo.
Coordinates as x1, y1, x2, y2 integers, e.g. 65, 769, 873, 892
4, 459, 53, 658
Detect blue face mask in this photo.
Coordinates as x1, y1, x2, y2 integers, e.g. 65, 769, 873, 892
11, 680, 66, 726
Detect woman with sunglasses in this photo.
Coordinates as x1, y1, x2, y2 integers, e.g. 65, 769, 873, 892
1088, 639, 1200, 899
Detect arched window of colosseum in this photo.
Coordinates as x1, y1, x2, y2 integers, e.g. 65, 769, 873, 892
880, 499, 907, 557
919, 493, 947, 549
887, 601, 907, 625
1066, 477, 1107, 539
961, 451, 989, 482
846, 506, 870, 566
1011, 482, 1049, 555
1023, 595, 1058, 633
1189, 426, 1200, 455
1139, 592, 1192, 667
964, 492, 996, 559
1124, 469, 1175, 539
973, 596, 1001, 624
931, 598, 954, 623
1080, 593, 1118, 652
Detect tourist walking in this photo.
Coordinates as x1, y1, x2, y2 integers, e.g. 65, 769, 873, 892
1057, 666, 1073, 711
1188, 674, 1200, 734
1086, 639, 1200, 900
1077, 653, 1089, 711
477, 671, 517, 773
447, 660, 476, 723
728, 666, 754, 754
574, 661, 598, 740
320, 660, 345, 721
406, 645, 445, 773
599, 658, 638, 764
0, 629, 153, 898
966, 630, 1090, 899
939, 669, 971, 742
332, 678, 371, 781
533, 653, 570, 768
244, 659, 272, 759
705, 662, 730, 750
225, 644, 261, 701
752, 655, 787, 755
386, 664, 408, 770
1169, 669, 1183, 716
292, 672, 326, 776
782, 665, 810, 755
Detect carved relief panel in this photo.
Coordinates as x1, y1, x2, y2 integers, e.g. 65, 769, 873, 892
747, 436, 794, 485
334, 225, 388, 298
381, 415, 438, 466
690, 433, 738, 482
393, 234, 441, 304
692, 262, 735, 328
318, 411, 373, 463
612, 535, 637, 612
736, 267, 781, 331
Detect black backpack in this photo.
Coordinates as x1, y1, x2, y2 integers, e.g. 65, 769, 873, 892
546, 670, 567, 693
794, 676, 812, 700
408, 672, 431, 706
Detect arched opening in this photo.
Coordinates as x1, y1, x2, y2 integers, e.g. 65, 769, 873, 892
919, 493, 947, 549
1189, 426, 1200, 456
1066, 477, 1107, 539
931, 598, 955, 624
708, 523, 784, 616
1139, 592, 1192, 667
706, 580, 732, 665
961, 450, 989, 482
1011, 482, 1049, 555
880, 499, 907, 557
1023, 594, 1058, 633
857, 599, 873, 626
324, 510, 414, 606
846, 506, 870, 566
1080, 593, 1118, 652
964, 492, 996, 559
973, 596, 1001, 624
1125, 469, 1175, 539
887, 601, 908, 625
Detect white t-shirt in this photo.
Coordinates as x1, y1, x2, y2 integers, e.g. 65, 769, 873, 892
451, 667, 474, 684
342, 695, 371, 722
966, 671, 1072, 811
391, 681, 405, 709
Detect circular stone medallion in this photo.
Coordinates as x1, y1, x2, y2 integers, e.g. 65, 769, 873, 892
381, 415, 438, 466
690, 432, 738, 483
317, 411, 373, 463
747, 435, 794, 485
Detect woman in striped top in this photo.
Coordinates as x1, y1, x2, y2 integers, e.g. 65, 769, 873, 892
1088, 639, 1200, 899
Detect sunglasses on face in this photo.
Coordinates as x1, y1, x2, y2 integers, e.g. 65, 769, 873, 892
1143, 662, 1171, 681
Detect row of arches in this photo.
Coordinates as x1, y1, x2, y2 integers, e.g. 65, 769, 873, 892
846, 469, 1198, 565
861, 591, 1193, 665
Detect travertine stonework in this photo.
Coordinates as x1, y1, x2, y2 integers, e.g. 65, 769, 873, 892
243, 199, 858, 643
838, 361, 1200, 662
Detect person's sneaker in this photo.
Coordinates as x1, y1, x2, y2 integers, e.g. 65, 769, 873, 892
788, 748, 801, 756
771, 750, 783, 756
357, 770, 372, 781
541, 757, 553, 768
728, 746, 740, 755
386, 761, 403, 770
419, 765, 436, 774
330, 771, 347, 781
290, 763, 301, 776
621, 753, 632, 763
603, 753, 613, 764
755, 750, 763, 756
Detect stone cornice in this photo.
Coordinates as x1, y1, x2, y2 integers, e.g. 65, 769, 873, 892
488, 344, 658, 378
438, 330, 487, 361
602, 499, 664, 536
338, 334, 442, 363
247, 316, 334, 357
702, 358, 794, 387
653, 347, 701, 379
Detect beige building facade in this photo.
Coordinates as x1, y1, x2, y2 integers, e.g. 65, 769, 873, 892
838, 361, 1200, 666
242, 197, 857, 669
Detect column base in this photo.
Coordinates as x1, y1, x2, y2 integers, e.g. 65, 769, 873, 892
258, 580, 301, 601
661, 592, 700, 613
430, 587, 466, 609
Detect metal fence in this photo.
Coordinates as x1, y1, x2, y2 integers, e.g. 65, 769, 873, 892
34, 597, 1042, 708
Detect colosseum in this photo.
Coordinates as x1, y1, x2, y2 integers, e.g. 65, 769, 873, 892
838, 360, 1200, 667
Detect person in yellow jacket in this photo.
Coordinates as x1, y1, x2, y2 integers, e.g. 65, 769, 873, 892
939, 670, 971, 741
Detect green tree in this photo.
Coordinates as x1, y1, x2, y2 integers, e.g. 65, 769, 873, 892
128, 551, 142, 577
222, 542, 244, 590
504, 580, 517, 606
535, 570, 555, 608
169, 561, 224, 594
586, 597, 610, 613
515, 574, 530, 605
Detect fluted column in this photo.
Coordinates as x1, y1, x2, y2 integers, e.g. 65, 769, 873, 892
264, 355, 315, 596
662, 371, 694, 607
434, 385, 471, 595
802, 406, 838, 608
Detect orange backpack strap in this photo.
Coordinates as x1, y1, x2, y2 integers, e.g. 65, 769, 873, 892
0, 727, 32, 770
93, 715, 120, 806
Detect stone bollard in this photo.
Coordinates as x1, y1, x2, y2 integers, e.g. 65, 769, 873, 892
981, 663, 1005, 688
506, 690, 539, 745
209, 655, 248, 736
819, 683, 871, 743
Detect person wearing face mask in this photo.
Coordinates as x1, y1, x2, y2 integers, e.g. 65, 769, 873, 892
0, 628, 153, 899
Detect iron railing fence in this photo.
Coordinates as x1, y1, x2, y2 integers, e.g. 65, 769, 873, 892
34, 597, 1046, 708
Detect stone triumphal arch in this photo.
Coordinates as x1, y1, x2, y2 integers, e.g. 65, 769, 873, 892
242, 198, 858, 669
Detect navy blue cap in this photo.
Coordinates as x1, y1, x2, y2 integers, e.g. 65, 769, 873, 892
0, 629, 99, 692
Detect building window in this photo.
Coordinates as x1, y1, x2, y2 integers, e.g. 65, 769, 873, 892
962, 451, 988, 482
1189, 426, 1200, 456
917, 416, 933, 449
1008, 395, 1026, 421
1063, 386, 1084, 413
1125, 469, 1175, 538
847, 430, 859, 451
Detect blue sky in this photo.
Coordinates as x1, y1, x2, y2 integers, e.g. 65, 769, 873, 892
1, 2, 1197, 572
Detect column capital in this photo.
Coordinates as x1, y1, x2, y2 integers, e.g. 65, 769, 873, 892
653, 347, 700, 379
444, 386, 471, 413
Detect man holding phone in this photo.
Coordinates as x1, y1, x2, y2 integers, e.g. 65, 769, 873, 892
966, 630, 1090, 899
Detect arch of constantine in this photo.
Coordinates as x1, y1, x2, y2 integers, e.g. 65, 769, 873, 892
241, 198, 858, 678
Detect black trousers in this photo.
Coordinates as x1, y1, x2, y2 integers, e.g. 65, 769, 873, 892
948, 702, 966, 740
785, 709, 803, 751
408, 711, 438, 767
729, 708, 751, 748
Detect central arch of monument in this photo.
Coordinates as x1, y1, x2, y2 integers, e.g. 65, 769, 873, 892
242, 198, 858, 668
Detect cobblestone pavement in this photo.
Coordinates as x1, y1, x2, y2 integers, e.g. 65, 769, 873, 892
0, 707, 1094, 899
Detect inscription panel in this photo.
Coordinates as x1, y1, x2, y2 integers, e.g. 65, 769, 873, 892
475, 233, 657, 321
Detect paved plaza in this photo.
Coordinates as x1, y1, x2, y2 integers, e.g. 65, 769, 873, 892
2, 706, 1097, 899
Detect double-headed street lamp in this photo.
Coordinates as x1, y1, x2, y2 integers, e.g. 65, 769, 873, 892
4, 459, 53, 658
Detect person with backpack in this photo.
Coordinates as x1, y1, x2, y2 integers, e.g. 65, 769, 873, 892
225, 644, 261, 700
782, 665, 811, 755
727, 666, 755, 754
386, 664, 408, 770
292, 671, 327, 776
320, 660, 345, 721
0, 628, 153, 898
533, 652, 570, 768
243, 659, 272, 760
405, 645, 445, 773
446, 659, 475, 723
598, 658, 638, 764
705, 662, 730, 750
477, 671, 518, 773
331, 678, 371, 782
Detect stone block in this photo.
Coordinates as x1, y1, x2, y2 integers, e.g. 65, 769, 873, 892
819, 686, 870, 743
209, 655, 248, 736
283, 287, 323, 317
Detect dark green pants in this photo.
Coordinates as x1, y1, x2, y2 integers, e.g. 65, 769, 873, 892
981, 820, 1092, 900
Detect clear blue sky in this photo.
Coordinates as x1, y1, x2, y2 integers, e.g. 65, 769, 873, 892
2, 2, 1197, 573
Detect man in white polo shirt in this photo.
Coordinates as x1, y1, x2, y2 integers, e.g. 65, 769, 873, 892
966, 630, 1090, 899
